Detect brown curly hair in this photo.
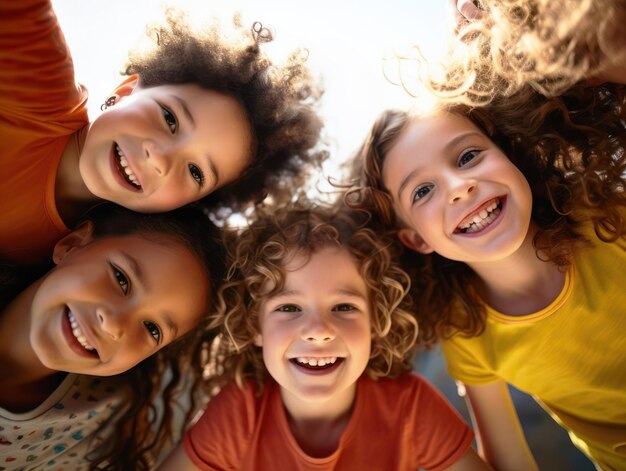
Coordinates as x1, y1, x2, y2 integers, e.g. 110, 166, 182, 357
124, 9, 326, 214
347, 84, 626, 347
406, 0, 626, 104
205, 204, 419, 394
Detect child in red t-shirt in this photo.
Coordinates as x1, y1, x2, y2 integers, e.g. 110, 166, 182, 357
159, 206, 488, 471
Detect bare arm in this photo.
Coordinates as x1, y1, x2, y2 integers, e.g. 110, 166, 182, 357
445, 448, 494, 471
157, 445, 200, 471
463, 381, 539, 471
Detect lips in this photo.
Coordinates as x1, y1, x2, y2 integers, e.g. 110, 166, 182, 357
112, 143, 142, 191
62, 307, 99, 359
455, 197, 503, 234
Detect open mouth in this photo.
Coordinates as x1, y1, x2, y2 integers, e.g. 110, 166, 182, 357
66, 309, 99, 358
113, 143, 142, 191
290, 356, 343, 373
456, 197, 503, 234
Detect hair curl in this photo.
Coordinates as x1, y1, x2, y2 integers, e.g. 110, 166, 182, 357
406, 0, 626, 105
124, 10, 326, 214
205, 204, 419, 394
347, 85, 626, 346
42, 203, 224, 470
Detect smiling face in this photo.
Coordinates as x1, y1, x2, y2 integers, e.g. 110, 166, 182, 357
382, 112, 533, 264
29, 226, 210, 376
256, 246, 371, 413
79, 79, 253, 212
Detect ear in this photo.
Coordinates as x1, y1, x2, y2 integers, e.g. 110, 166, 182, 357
52, 220, 95, 264
397, 228, 434, 254
253, 333, 263, 347
110, 74, 140, 102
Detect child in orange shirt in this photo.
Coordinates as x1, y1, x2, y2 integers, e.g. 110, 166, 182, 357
0, 0, 324, 265
159, 206, 488, 471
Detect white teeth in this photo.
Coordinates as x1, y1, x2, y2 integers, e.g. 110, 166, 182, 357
295, 356, 337, 367
67, 311, 95, 352
458, 198, 501, 232
115, 145, 141, 189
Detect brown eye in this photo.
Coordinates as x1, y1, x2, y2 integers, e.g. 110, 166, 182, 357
160, 105, 177, 133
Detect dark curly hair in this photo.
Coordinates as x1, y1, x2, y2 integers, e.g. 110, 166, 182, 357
347, 83, 626, 347
124, 10, 327, 215
204, 204, 419, 395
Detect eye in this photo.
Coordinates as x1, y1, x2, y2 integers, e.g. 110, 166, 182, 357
458, 149, 480, 167
143, 321, 161, 344
276, 304, 301, 313
333, 304, 357, 312
412, 184, 433, 203
160, 105, 177, 133
110, 264, 130, 294
188, 163, 205, 186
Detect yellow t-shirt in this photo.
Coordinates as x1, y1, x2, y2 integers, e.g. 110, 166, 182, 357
442, 230, 626, 469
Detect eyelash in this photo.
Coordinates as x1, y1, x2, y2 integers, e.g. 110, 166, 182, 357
160, 105, 177, 134
458, 149, 480, 167
110, 264, 130, 294
411, 184, 433, 203
188, 163, 205, 187
333, 304, 357, 312
143, 321, 161, 344
276, 304, 301, 313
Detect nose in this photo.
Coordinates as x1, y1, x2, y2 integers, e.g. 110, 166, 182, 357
448, 174, 477, 204
96, 306, 123, 341
301, 311, 336, 343
142, 140, 171, 176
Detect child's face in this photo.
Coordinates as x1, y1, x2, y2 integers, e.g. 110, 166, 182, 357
382, 112, 533, 264
80, 80, 253, 213
256, 246, 371, 409
29, 226, 210, 376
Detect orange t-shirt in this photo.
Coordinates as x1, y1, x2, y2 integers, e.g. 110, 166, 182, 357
184, 373, 474, 471
0, 0, 88, 265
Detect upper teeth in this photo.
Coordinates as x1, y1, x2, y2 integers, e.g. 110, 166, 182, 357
295, 357, 337, 367
115, 145, 141, 189
458, 199, 501, 233
68, 310, 95, 351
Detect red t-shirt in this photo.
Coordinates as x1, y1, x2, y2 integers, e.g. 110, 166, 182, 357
184, 373, 474, 470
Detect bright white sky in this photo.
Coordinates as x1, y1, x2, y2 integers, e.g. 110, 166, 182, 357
52, 0, 450, 188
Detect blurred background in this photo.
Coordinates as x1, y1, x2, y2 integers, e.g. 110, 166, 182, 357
52, 0, 595, 468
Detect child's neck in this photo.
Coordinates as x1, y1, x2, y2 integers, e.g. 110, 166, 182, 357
280, 383, 356, 458
0, 280, 64, 412
467, 223, 566, 316
56, 126, 101, 226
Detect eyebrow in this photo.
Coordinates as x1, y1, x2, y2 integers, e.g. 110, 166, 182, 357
120, 251, 150, 291
396, 131, 483, 200
268, 287, 367, 301
171, 95, 195, 127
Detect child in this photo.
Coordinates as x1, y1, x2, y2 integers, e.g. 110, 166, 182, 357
432, 0, 626, 103
0, 203, 226, 470
0, 0, 324, 265
348, 99, 626, 469
158, 205, 488, 471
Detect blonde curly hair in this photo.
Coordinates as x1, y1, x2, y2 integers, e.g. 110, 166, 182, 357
206, 204, 419, 392
409, 0, 626, 104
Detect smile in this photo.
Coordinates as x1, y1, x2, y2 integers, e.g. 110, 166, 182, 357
67, 310, 96, 352
114, 144, 142, 190
290, 357, 344, 373
456, 197, 503, 234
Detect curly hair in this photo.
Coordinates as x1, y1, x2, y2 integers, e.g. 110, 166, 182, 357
347, 85, 626, 346
406, 0, 626, 105
61, 204, 225, 470
124, 9, 326, 214
204, 204, 419, 394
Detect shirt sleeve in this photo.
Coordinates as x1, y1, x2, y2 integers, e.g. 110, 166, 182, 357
0, 0, 88, 133
183, 382, 258, 471
441, 335, 501, 385
410, 375, 475, 471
